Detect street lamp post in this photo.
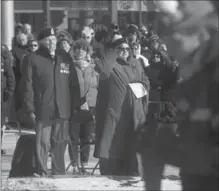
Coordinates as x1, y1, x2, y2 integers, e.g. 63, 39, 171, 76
42, 0, 51, 27
110, 0, 118, 23
1, 0, 15, 50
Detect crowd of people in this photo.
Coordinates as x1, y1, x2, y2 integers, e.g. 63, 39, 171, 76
1, 20, 178, 175
1, 1, 218, 190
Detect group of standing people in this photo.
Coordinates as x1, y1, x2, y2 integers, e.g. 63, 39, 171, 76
1, 21, 178, 178
1, 1, 219, 190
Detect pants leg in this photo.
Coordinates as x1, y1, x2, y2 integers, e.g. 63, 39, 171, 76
181, 172, 219, 191
50, 119, 69, 175
123, 153, 139, 176
35, 122, 52, 176
1, 100, 7, 144
80, 123, 92, 164
68, 122, 80, 166
140, 148, 165, 191
99, 158, 125, 175
138, 102, 164, 190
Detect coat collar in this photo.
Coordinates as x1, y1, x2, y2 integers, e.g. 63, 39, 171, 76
37, 46, 62, 60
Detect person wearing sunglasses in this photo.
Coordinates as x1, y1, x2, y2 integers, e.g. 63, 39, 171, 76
28, 39, 39, 52
94, 37, 150, 176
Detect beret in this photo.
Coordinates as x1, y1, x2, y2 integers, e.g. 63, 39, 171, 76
37, 27, 56, 41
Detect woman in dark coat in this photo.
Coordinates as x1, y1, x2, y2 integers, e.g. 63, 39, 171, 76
94, 38, 150, 176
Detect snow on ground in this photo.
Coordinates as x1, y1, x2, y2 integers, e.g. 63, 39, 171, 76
1, 129, 181, 191
2, 176, 181, 191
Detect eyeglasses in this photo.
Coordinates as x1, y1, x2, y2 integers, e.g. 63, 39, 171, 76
31, 44, 38, 47
132, 47, 139, 50
82, 36, 91, 40
118, 47, 130, 52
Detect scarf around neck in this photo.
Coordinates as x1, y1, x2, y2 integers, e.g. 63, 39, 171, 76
74, 59, 90, 70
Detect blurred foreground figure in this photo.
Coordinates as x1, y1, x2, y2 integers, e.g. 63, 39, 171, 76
139, 0, 219, 190
175, 2, 219, 191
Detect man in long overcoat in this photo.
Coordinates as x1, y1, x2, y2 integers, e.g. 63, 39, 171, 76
21, 28, 78, 176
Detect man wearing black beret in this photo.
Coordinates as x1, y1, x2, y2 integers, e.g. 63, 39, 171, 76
21, 27, 78, 176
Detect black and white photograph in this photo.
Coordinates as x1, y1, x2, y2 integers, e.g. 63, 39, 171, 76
0, 0, 218, 190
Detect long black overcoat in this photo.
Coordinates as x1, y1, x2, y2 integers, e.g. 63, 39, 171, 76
94, 57, 150, 159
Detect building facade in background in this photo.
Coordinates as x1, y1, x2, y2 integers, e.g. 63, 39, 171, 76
1, 0, 158, 49
14, 0, 158, 33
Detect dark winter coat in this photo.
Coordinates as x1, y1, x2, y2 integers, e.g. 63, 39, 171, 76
21, 47, 78, 125
72, 61, 99, 123
12, 44, 29, 111
12, 44, 29, 84
1, 54, 16, 125
94, 57, 150, 159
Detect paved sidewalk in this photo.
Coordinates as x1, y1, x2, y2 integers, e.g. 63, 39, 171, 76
1, 128, 181, 190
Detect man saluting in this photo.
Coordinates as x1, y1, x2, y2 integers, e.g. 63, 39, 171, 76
21, 28, 78, 176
